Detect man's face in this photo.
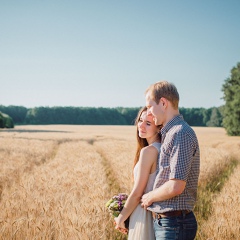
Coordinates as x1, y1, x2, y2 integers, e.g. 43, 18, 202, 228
145, 93, 164, 126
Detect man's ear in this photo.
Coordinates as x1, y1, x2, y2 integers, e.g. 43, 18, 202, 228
161, 97, 168, 109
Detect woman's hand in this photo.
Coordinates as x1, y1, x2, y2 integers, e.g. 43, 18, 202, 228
114, 217, 128, 234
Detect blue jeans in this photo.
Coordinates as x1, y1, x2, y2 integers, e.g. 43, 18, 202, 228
153, 211, 197, 240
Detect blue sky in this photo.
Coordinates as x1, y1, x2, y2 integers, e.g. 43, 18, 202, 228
1, 0, 240, 109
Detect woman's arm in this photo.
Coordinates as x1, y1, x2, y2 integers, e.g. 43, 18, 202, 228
114, 145, 158, 230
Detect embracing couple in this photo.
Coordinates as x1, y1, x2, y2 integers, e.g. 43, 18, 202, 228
114, 81, 200, 240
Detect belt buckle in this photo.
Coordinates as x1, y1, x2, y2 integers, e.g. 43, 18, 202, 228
153, 212, 162, 220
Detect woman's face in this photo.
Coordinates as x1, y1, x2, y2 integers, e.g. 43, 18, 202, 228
137, 111, 158, 139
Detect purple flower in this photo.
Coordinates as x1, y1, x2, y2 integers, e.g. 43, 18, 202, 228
106, 193, 128, 218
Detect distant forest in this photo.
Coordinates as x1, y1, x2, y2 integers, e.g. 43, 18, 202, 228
0, 105, 223, 127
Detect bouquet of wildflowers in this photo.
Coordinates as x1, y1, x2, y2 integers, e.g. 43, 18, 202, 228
105, 193, 129, 229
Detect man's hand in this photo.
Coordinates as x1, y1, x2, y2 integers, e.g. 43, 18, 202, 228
141, 191, 153, 209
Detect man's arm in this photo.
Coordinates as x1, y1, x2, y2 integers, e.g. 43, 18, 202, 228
141, 179, 186, 209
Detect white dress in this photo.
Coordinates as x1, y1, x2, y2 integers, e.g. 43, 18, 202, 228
128, 142, 161, 240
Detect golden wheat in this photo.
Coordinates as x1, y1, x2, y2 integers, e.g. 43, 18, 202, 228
0, 135, 110, 239
198, 163, 240, 240
0, 125, 239, 240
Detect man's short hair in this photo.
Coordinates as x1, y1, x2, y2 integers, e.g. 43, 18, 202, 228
145, 81, 179, 109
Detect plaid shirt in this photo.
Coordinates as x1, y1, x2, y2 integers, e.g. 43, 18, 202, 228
148, 115, 200, 213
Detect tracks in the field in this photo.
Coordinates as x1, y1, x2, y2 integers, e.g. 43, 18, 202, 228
86, 138, 122, 194
195, 157, 239, 221
86, 139, 126, 240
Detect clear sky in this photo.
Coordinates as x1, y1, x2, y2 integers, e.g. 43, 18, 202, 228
1, 0, 240, 109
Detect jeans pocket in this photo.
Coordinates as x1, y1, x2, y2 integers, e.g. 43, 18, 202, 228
154, 219, 179, 240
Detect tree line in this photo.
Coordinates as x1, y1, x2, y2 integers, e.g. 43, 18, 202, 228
1, 62, 239, 134
0, 105, 223, 127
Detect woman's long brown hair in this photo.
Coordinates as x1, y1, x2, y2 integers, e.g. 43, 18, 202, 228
132, 106, 161, 173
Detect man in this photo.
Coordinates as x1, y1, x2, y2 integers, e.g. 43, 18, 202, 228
141, 81, 200, 240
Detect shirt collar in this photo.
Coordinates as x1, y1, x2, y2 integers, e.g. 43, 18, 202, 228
161, 114, 183, 136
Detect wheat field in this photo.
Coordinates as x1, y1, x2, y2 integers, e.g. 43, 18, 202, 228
0, 125, 239, 240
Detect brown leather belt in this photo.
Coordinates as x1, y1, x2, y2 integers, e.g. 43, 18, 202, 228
152, 210, 191, 219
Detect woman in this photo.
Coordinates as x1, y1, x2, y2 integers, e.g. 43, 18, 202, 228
114, 106, 161, 239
